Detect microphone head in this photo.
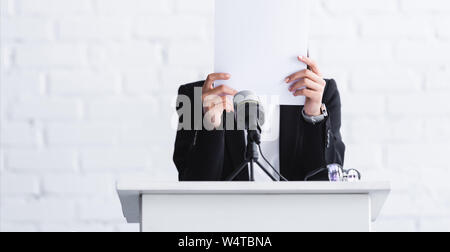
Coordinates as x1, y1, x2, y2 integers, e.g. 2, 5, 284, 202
233, 90, 259, 108
233, 91, 265, 130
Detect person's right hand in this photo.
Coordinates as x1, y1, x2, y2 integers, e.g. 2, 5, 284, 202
202, 73, 237, 129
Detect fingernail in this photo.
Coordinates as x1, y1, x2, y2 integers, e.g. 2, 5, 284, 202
285, 78, 290, 83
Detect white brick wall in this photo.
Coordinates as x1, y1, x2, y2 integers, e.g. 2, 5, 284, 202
1, 0, 450, 232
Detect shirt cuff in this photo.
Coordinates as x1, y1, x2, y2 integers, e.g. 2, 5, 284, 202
301, 108, 327, 125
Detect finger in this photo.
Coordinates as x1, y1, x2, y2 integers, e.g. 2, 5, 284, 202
205, 106, 223, 128
204, 95, 232, 108
224, 97, 234, 113
294, 88, 320, 98
203, 94, 223, 109
285, 69, 324, 85
211, 100, 229, 116
298, 56, 322, 77
208, 85, 238, 96
204, 73, 231, 90
289, 78, 324, 93
207, 101, 225, 115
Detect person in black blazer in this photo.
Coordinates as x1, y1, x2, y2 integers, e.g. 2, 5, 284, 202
173, 56, 345, 181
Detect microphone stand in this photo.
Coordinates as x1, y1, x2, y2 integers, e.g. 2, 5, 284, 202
226, 130, 278, 182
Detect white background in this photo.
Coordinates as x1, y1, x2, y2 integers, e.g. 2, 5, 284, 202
1, 0, 450, 232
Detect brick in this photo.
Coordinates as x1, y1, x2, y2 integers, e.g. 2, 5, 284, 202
0, 223, 39, 232
323, 0, 398, 13
161, 66, 202, 91
373, 217, 417, 232
387, 94, 450, 116
6, 150, 77, 172
340, 93, 386, 116
389, 119, 425, 143
96, 0, 171, 15
15, 44, 87, 68
310, 16, 357, 39
122, 69, 160, 94
361, 16, 433, 39
80, 149, 151, 171
0, 122, 39, 147
0, 17, 54, 41
43, 174, 115, 196
367, 169, 421, 193
312, 40, 393, 66
0, 0, 14, 16
0, 173, 40, 196
135, 15, 208, 40
1, 198, 76, 222
58, 17, 132, 41
1, 70, 44, 97
395, 41, 450, 64
0, 151, 4, 172
18, 0, 93, 15
175, 0, 214, 14
425, 118, 450, 143
344, 143, 384, 171
426, 69, 450, 91
386, 144, 449, 169
87, 98, 159, 121
351, 66, 421, 93
342, 121, 367, 144
119, 124, 166, 146
419, 219, 450, 232
381, 192, 420, 217
418, 167, 450, 194
46, 122, 118, 147
78, 198, 125, 222
89, 43, 162, 69
401, 0, 450, 12
346, 118, 423, 144
1, 47, 12, 68
417, 195, 450, 217
48, 71, 119, 96
167, 42, 213, 67
10, 98, 82, 121
436, 17, 450, 39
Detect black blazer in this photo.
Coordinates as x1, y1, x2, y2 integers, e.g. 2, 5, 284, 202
173, 79, 345, 181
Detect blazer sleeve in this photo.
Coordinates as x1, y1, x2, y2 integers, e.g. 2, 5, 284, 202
301, 79, 346, 178
323, 79, 346, 166
173, 84, 226, 181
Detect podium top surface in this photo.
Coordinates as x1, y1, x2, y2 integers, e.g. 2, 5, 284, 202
117, 181, 390, 194
117, 181, 391, 224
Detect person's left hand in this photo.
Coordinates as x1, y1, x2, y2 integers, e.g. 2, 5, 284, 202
285, 56, 326, 116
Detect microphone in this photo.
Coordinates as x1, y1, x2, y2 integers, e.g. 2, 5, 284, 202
229, 91, 289, 182
233, 91, 265, 132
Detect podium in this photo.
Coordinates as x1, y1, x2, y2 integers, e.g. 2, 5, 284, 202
117, 181, 390, 232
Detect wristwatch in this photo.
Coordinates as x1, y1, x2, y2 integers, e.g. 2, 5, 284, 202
302, 104, 328, 125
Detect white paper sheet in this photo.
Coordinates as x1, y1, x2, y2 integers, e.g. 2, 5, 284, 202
214, 0, 311, 105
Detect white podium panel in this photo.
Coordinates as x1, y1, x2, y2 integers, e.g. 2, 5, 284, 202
117, 182, 390, 232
